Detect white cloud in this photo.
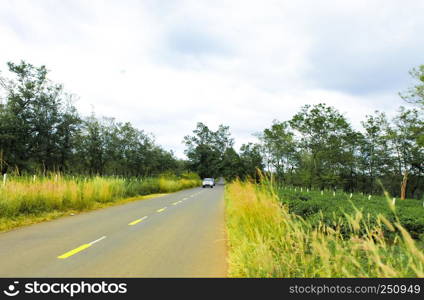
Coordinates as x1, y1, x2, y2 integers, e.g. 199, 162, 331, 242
0, 0, 422, 158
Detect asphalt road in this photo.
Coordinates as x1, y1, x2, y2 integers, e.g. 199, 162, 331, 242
0, 184, 227, 277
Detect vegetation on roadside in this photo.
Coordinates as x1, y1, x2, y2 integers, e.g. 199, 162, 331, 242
0, 173, 200, 231
225, 180, 424, 277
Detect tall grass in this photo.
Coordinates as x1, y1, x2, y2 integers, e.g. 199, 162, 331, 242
225, 180, 424, 277
0, 174, 200, 219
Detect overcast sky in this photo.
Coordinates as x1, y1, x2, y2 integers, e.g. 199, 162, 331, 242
0, 0, 423, 157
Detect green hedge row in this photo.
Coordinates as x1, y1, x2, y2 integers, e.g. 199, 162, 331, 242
276, 187, 424, 240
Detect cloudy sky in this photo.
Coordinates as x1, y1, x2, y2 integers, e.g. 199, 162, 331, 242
0, 0, 423, 157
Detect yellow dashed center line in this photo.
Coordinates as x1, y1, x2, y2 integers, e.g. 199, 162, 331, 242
58, 244, 91, 259
128, 216, 148, 226
57, 236, 106, 259
59, 190, 203, 260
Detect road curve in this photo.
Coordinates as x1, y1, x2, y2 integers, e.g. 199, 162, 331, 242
0, 185, 227, 277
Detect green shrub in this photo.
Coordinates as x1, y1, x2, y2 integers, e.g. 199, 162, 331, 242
276, 187, 424, 240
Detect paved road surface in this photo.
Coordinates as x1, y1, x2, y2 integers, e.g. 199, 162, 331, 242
0, 185, 227, 277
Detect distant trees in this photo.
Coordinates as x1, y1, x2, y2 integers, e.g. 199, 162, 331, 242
238, 143, 264, 181
183, 122, 233, 178
251, 64, 423, 199
0, 61, 183, 176
258, 103, 423, 199
183, 123, 264, 181
1, 60, 422, 198
183, 101, 422, 198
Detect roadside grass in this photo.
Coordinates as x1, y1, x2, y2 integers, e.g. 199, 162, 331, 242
0, 174, 200, 232
225, 180, 424, 277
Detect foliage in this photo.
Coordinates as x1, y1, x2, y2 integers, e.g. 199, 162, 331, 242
275, 185, 424, 240
0, 61, 186, 176
225, 180, 424, 277
183, 122, 265, 181
183, 122, 234, 178
400, 65, 424, 107
258, 103, 424, 199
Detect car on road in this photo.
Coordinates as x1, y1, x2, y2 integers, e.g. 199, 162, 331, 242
202, 178, 214, 188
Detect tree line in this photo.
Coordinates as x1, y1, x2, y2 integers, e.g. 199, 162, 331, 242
1, 60, 422, 198
183, 66, 423, 199
183, 122, 264, 180
0, 61, 184, 176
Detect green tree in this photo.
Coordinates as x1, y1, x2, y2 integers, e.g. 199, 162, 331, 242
400, 65, 424, 107
77, 115, 106, 175
388, 107, 424, 198
260, 121, 296, 181
400, 65, 424, 147
183, 122, 233, 178
0, 61, 80, 173
359, 112, 392, 193
289, 103, 353, 189
0, 61, 186, 178
239, 143, 264, 181
221, 147, 243, 181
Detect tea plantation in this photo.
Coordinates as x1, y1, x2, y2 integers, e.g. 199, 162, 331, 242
276, 187, 424, 240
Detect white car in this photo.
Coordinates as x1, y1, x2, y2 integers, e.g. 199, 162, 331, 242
202, 178, 214, 188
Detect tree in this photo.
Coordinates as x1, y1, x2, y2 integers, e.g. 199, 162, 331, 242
183, 122, 233, 178
400, 65, 424, 107
340, 129, 364, 192
388, 107, 424, 199
260, 121, 296, 181
0, 61, 187, 177
289, 103, 353, 189
400, 65, 424, 148
77, 115, 106, 175
359, 112, 392, 193
0, 61, 80, 173
239, 143, 264, 181
55, 95, 81, 172
221, 147, 243, 181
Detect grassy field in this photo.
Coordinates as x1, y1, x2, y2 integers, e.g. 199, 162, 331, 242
0, 173, 201, 232
225, 180, 424, 277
